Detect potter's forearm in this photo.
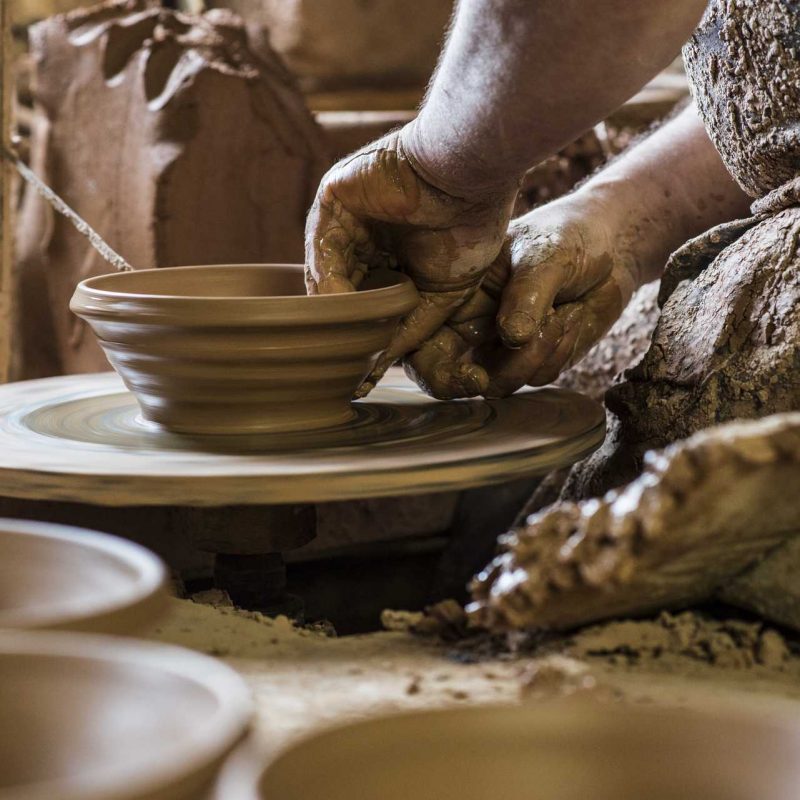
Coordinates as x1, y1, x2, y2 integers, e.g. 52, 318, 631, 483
583, 105, 751, 284
405, 0, 707, 198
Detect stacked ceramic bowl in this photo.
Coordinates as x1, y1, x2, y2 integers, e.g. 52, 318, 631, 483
0, 261, 414, 798
0, 519, 253, 800
214, 701, 800, 800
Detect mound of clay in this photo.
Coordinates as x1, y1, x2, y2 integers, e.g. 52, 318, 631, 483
13, 0, 330, 378
568, 611, 793, 672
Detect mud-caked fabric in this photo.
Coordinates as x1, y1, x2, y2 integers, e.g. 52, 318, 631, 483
684, 0, 800, 199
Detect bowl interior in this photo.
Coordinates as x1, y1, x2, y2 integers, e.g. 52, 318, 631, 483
0, 520, 167, 634
0, 634, 251, 800
78, 263, 403, 299
252, 702, 800, 800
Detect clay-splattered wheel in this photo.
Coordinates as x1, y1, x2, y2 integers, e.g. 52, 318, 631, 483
0, 370, 604, 506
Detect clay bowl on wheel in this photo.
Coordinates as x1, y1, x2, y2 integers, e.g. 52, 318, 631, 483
214, 701, 800, 800
0, 518, 168, 635
0, 631, 252, 800
70, 264, 418, 435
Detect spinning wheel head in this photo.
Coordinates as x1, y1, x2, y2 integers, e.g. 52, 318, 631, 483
0, 372, 605, 505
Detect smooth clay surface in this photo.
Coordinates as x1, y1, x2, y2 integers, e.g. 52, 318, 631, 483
0, 518, 168, 635
0, 631, 252, 800
215, 700, 800, 800
70, 264, 418, 434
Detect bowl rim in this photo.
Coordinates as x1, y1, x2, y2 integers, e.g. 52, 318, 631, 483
214, 698, 800, 799
0, 631, 253, 800
70, 264, 419, 326
0, 518, 169, 634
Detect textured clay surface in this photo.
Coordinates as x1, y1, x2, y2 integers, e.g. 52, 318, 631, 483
684, 0, 800, 198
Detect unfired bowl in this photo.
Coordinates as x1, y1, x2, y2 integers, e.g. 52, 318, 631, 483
214, 701, 800, 800
0, 518, 168, 635
0, 632, 252, 800
70, 264, 418, 435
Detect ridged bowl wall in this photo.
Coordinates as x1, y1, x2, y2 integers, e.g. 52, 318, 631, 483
70, 264, 418, 435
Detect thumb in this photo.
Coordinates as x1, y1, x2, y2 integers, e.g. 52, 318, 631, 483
496, 245, 566, 348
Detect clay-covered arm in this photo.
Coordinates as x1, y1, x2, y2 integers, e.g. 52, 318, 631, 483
405, 0, 709, 199
408, 106, 752, 398
573, 104, 752, 289
306, 0, 711, 399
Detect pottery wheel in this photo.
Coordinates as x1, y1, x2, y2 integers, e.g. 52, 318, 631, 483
0, 371, 605, 506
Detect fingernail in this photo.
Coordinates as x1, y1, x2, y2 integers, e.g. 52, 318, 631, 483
499, 311, 536, 347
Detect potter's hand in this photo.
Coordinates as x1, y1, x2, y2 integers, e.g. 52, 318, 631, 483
305, 126, 517, 398
405, 193, 639, 398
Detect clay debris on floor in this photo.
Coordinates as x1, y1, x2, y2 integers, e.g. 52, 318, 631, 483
147, 594, 800, 754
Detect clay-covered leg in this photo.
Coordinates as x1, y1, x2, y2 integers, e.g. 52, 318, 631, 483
469, 413, 800, 632
559, 207, 800, 502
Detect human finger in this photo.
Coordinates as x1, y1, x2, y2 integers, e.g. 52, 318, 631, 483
304, 191, 373, 295
496, 245, 567, 349
355, 287, 472, 397
404, 326, 489, 400
479, 303, 583, 397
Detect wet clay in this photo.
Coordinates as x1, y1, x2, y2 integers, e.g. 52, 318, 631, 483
469, 413, 800, 632
70, 264, 418, 434
0, 631, 251, 800
13, 0, 330, 379
0, 519, 168, 635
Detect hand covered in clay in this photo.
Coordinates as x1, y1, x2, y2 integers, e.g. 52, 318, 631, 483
305, 126, 518, 398
405, 193, 640, 398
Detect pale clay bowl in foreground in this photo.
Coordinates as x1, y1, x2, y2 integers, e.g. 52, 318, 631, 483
215, 701, 800, 800
0, 519, 168, 634
0, 631, 252, 800
70, 264, 418, 435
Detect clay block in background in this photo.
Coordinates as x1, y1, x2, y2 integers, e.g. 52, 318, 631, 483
471, 413, 800, 632
13, 0, 330, 379
210, 0, 454, 93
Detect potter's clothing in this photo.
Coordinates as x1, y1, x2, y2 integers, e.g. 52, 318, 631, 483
662, 0, 800, 304
684, 0, 800, 198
